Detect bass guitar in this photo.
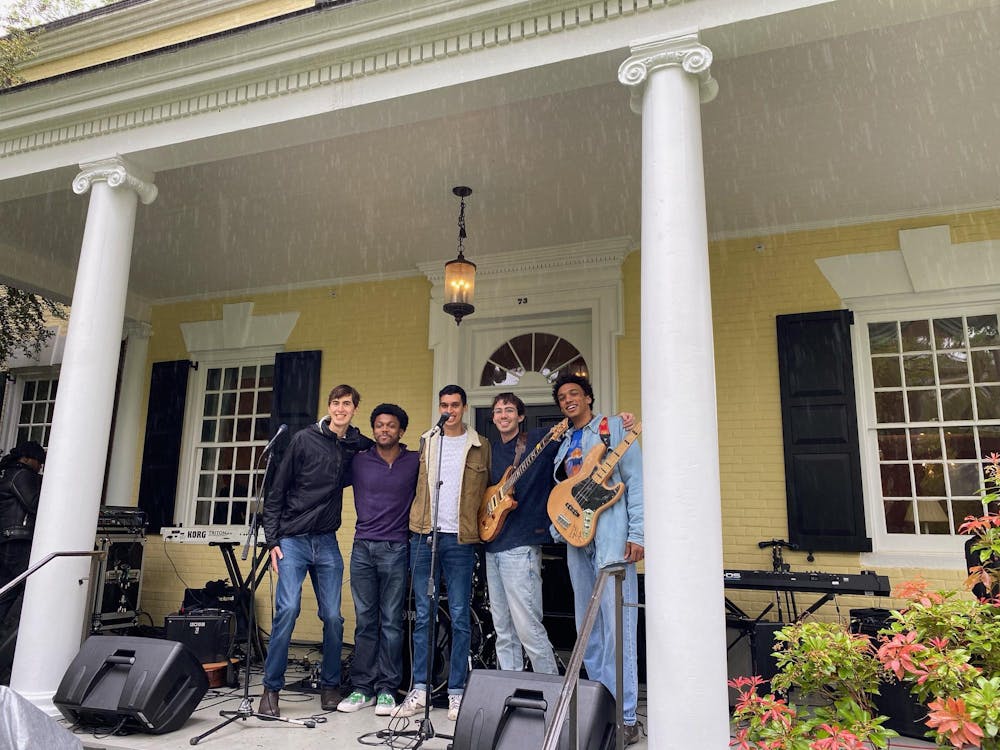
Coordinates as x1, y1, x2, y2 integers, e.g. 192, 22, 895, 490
547, 422, 642, 547
478, 418, 570, 542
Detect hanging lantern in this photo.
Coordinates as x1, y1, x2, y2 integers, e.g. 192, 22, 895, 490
443, 186, 476, 325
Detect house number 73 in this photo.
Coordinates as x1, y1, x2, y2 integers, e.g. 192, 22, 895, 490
516, 297, 528, 305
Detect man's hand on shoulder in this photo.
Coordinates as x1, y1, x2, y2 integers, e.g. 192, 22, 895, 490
270, 545, 283, 573
619, 412, 636, 431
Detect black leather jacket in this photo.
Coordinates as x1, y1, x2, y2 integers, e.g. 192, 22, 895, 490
0, 461, 42, 542
263, 418, 373, 546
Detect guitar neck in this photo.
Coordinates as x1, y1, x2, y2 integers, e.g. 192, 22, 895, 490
503, 435, 552, 492
592, 426, 642, 483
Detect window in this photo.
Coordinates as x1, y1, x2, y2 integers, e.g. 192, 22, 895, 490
480, 332, 589, 386
191, 361, 273, 525
860, 309, 1000, 547
14, 377, 58, 447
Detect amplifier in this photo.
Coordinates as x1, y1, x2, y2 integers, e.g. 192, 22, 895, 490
165, 610, 235, 663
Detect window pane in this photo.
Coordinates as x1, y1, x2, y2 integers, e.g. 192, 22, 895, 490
200, 448, 217, 471
231, 502, 247, 525
19, 403, 31, 423
900, 320, 931, 351
254, 418, 270, 441
909, 429, 941, 460
881, 464, 912, 496
218, 447, 234, 470
871, 357, 902, 388
944, 427, 977, 459
240, 365, 257, 389
971, 350, 1000, 383
197, 474, 213, 497
258, 365, 274, 389
215, 475, 231, 498
913, 463, 945, 496
220, 392, 237, 416
236, 446, 253, 470
903, 355, 935, 387
907, 390, 939, 422
976, 386, 1000, 419
195, 501, 211, 525
223, 367, 239, 390
203, 393, 219, 417
953, 500, 987, 529
212, 503, 229, 525
23, 381, 35, 400
533, 333, 560, 370
218, 419, 235, 442
884, 500, 914, 533
233, 473, 250, 498
877, 429, 907, 460
35, 381, 49, 400
967, 315, 999, 347
933, 317, 966, 350
257, 391, 273, 415
941, 388, 973, 421
201, 420, 216, 442
868, 322, 898, 354
508, 334, 533, 371
937, 352, 969, 384
916, 500, 950, 534
206, 368, 221, 391
947, 462, 981, 496
979, 426, 1000, 456
238, 391, 255, 415
235, 418, 252, 441
875, 391, 904, 423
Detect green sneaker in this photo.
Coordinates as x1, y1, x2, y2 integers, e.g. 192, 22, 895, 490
375, 692, 397, 716
336, 690, 375, 713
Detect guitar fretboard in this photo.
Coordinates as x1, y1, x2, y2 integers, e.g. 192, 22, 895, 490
591, 424, 642, 483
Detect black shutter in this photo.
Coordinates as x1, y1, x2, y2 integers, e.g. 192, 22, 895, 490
137, 360, 190, 534
776, 310, 870, 552
269, 350, 322, 468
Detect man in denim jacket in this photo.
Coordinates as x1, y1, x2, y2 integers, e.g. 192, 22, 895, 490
550, 374, 643, 745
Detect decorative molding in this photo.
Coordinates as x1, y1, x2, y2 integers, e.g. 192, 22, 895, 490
122, 320, 153, 340
817, 225, 1000, 306
619, 33, 717, 113
2, 0, 691, 160
72, 157, 158, 205
180, 302, 299, 354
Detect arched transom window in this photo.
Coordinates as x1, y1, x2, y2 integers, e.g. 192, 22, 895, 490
480, 332, 589, 386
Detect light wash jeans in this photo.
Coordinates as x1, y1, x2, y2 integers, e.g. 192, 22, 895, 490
484, 545, 558, 674
263, 533, 345, 691
566, 542, 639, 725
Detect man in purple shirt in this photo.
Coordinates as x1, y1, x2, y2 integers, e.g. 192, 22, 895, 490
337, 404, 419, 716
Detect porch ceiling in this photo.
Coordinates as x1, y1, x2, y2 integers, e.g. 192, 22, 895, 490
1, 2, 998, 305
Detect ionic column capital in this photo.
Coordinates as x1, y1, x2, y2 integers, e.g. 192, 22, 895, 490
122, 320, 153, 340
73, 156, 158, 205
618, 33, 718, 112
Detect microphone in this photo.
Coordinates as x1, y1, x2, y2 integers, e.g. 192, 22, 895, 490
431, 413, 449, 433
262, 424, 289, 454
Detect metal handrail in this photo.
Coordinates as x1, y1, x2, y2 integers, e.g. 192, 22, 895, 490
542, 563, 627, 750
0, 549, 104, 599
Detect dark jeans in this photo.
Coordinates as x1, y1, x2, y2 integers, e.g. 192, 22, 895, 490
409, 533, 476, 695
349, 539, 408, 696
0, 540, 31, 684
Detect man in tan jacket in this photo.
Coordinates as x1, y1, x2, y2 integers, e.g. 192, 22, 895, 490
395, 384, 490, 722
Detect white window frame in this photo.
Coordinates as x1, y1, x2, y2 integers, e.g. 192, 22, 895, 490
174, 346, 280, 528
854, 292, 1000, 569
0, 366, 60, 451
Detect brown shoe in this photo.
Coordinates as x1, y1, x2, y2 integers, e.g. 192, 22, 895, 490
623, 722, 641, 746
258, 689, 280, 718
320, 687, 342, 711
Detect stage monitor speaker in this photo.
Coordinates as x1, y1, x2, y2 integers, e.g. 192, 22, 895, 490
453, 669, 615, 750
54, 635, 208, 734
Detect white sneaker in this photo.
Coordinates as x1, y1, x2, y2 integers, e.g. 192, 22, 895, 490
337, 690, 374, 712
375, 692, 397, 716
447, 694, 462, 721
392, 688, 427, 718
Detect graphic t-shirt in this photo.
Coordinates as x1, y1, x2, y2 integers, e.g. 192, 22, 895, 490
563, 429, 584, 478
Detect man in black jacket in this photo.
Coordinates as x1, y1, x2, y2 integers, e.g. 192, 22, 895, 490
258, 385, 373, 717
0, 440, 46, 683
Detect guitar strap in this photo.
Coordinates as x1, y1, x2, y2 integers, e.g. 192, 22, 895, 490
512, 432, 528, 467
598, 416, 611, 449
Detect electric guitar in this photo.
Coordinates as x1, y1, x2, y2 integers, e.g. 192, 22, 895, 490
547, 422, 642, 547
478, 418, 571, 543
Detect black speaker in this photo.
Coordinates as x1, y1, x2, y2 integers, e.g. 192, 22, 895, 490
165, 609, 236, 663
453, 669, 615, 750
54, 635, 208, 734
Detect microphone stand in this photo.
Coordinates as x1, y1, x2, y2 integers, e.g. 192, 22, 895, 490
191, 443, 316, 744
399, 421, 452, 748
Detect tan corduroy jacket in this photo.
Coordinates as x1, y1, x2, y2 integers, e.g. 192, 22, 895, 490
408, 425, 491, 544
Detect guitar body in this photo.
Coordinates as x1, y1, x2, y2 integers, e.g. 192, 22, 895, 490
547, 443, 624, 547
479, 466, 518, 543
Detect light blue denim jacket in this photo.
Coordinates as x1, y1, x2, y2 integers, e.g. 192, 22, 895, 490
551, 413, 644, 568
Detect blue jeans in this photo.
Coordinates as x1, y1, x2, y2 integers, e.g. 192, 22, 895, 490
485, 545, 557, 674
566, 543, 639, 725
349, 539, 408, 696
263, 533, 345, 691
409, 533, 476, 695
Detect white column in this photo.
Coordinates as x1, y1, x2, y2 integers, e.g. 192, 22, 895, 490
11, 157, 156, 714
105, 320, 153, 506
618, 35, 729, 747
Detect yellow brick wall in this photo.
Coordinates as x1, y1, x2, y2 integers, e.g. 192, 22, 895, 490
710, 208, 1000, 614
139, 276, 433, 644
